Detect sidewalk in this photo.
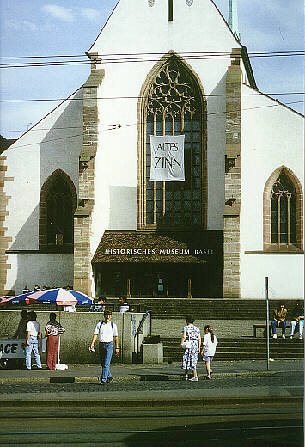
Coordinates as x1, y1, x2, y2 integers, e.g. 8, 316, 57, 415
0, 360, 303, 407
0, 358, 303, 380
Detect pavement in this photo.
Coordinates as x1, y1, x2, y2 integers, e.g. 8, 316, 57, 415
0, 360, 303, 407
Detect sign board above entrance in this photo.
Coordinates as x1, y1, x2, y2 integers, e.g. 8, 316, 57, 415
149, 135, 185, 181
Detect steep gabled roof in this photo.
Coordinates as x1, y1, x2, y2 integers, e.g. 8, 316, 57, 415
88, 0, 242, 54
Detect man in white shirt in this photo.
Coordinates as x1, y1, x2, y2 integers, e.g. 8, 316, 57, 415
90, 310, 119, 384
25, 311, 42, 370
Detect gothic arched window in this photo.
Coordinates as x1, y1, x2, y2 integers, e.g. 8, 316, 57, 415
264, 167, 303, 251
40, 170, 77, 252
271, 173, 296, 244
138, 55, 207, 229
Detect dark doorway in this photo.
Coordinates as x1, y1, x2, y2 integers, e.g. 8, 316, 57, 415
94, 262, 222, 298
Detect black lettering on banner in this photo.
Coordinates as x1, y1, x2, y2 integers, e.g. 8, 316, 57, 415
154, 156, 180, 169
4, 344, 11, 354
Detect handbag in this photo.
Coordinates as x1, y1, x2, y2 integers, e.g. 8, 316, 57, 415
182, 329, 192, 349
182, 340, 192, 349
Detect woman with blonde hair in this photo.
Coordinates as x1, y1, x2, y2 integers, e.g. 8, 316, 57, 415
201, 325, 217, 380
180, 315, 201, 381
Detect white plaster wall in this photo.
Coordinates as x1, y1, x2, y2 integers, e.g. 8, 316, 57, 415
239, 255, 304, 299
4, 144, 41, 249
4, 89, 82, 250
3, 89, 83, 291
90, 0, 244, 264
6, 254, 74, 295
240, 84, 304, 298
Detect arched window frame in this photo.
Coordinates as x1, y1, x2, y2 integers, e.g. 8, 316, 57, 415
263, 166, 303, 251
39, 169, 77, 252
137, 53, 207, 230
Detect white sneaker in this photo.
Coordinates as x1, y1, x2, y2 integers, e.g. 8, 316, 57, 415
282, 335, 285, 339
299, 336, 303, 340
189, 377, 198, 381
272, 334, 277, 339
289, 336, 293, 339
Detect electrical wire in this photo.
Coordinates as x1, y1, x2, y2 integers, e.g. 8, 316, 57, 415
1, 92, 303, 103
0, 50, 303, 69
3, 99, 303, 142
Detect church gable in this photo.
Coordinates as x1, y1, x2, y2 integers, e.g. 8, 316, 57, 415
89, 0, 241, 56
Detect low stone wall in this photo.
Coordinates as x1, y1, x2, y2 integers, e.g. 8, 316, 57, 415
151, 319, 267, 338
0, 311, 150, 364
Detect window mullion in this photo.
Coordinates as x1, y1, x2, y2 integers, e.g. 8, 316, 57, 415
180, 112, 185, 222
190, 114, 193, 223
277, 194, 281, 244
153, 114, 157, 225
162, 114, 166, 221
287, 194, 291, 245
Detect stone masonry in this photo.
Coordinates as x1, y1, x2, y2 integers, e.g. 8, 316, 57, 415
223, 48, 242, 297
73, 54, 104, 295
0, 155, 13, 295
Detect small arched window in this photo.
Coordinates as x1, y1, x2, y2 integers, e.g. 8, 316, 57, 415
264, 167, 303, 251
40, 170, 77, 252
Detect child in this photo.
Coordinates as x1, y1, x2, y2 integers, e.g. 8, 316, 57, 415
201, 325, 217, 379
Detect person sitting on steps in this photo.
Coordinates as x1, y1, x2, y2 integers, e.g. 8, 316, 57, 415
271, 304, 287, 339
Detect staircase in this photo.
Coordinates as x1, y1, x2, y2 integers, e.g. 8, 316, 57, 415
162, 336, 304, 362
106, 298, 299, 320
104, 297, 304, 362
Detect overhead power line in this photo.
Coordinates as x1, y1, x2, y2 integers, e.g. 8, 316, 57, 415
0, 50, 303, 69
1, 93, 303, 104
3, 100, 303, 138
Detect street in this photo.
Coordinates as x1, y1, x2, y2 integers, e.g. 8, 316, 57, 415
0, 405, 303, 446
1, 364, 303, 447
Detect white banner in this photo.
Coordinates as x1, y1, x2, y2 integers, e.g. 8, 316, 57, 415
149, 135, 185, 181
0, 339, 26, 358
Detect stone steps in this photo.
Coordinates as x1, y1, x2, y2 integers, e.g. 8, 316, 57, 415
161, 337, 304, 362
105, 298, 299, 320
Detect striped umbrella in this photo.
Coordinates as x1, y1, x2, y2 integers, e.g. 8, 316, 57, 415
0, 288, 93, 306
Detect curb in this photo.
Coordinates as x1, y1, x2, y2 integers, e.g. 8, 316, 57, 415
2, 396, 303, 409
0, 370, 278, 384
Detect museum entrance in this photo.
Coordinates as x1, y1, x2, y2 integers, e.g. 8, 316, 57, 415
92, 229, 223, 298
94, 262, 221, 298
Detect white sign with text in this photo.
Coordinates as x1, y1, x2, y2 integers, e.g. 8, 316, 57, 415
150, 135, 185, 181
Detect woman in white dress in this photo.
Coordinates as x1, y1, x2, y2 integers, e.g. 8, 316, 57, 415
201, 325, 217, 380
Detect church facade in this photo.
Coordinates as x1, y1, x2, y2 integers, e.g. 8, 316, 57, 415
0, 0, 303, 299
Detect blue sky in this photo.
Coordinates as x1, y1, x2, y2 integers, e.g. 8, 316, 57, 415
0, 0, 303, 139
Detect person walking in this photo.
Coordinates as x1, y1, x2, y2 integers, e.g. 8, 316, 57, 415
180, 315, 201, 381
45, 313, 65, 370
201, 325, 218, 380
25, 311, 42, 370
89, 310, 119, 384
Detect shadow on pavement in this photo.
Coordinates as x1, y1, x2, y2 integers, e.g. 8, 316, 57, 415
124, 419, 303, 447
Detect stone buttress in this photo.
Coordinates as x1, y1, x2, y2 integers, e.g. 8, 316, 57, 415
73, 54, 104, 295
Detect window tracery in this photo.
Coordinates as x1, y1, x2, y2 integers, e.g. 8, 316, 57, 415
141, 56, 206, 228
271, 173, 296, 245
